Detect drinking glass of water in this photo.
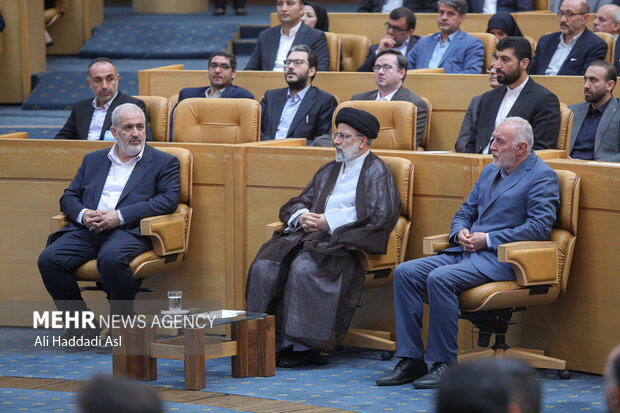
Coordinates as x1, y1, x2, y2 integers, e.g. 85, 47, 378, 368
168, 290, 182, 313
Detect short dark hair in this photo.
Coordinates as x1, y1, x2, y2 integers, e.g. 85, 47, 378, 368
439, 0, 468, 15
376, 49, 409, 80
288, 44, 318, 80
78, 374, 163, 413
500, 358, 541, 413
389, 7, 416, 30
87, 57, 117, 78
496, 36, 532, 66
209, 49, 237, 70
588, 60, 617, 85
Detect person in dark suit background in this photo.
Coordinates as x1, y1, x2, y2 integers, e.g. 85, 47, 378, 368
357, 7, 420, 72
352, 49, 428, 147
466, 0, 531, 13
245, 0, 329, 71
456, 37, 561, 153
260, 44, 337, 147
376, 116, 560, 389
54, 58, 152, 141
357, 0, 438, 12
529, 0, 607, 76
593, 4, 620, 74
38, 103, 180, 350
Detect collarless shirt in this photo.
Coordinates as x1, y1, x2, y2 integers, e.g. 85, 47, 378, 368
205, 86, 226, 98
273, 21, 302, 72
483, 77, 529, 154
87, 92, 118, 141
571, 97, 611, 160
275, 83, 311, 140
428, 31, 458, 69
545, 30, 584, 76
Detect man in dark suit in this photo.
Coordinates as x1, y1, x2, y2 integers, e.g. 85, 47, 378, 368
456, 37, 561, 153
170, 50, 254, 137
38, 103, 180, 349
352, 49, 428, 147
529, 0, 607, 76
605, 344, 620, 413
245, 0, 329, 71
54, 58, 152, 141
357, 0, 438, 12
593, 4, 620, 74
569, 61, 620, 161
260, 44, 338, 146
377, 116, 560, 389
466, 0, 531, 12
358, 7, 420, 72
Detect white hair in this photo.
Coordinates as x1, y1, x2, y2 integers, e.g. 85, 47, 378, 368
111, 103, 144, 128
503, 116, 534, 152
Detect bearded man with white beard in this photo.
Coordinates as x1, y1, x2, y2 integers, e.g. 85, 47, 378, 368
246, 107, 401, 367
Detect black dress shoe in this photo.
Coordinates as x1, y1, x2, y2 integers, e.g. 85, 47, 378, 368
276, 347, 293, 367
412, 362, 449, 389
376, 358, 428, 386
235, 8, 247, 15
278, 350, 319, 368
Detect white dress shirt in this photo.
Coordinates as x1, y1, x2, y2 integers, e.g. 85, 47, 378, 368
275, 83, 311, 140
273, 20, 302, 72
381, 0, 404, 13
87, 92, 118, 141
375, 88, 398, 101
205, 87, 225, 98
545, 31, 584, 76
483, 0, 498, 14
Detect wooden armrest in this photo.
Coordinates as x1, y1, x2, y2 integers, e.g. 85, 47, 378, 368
423, 233, 450, 255
265, 221, 283, 241
51, 213, 68, 232
140, 213, 186, 256
498, 241, 558, 286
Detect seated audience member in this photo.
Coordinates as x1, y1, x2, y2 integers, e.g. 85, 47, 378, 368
245, 0, 329, 71
246, 108, 401, 367
357, 0, 438, 12
455, 53, 501, 152
569, 61, 620, 161
407, 0, 485, 74
467, 0, 531, 13
593, 4, 620, 74
302, 2, 329, 31
437, 358, 541, 413
605, 344, 620, 413
260, 44, 338, 146
78, 374, 163, 413
170, 50, 254, 136
38, 103, 180, 350
456, 37, 560, 153
487, 11, 524, 40
358, 7, 420, 72
529, 0, 607, 76
376, 117, 559, 389
55, 58, 152, 141
352, 49, 428, 147
0, 10, 4, 32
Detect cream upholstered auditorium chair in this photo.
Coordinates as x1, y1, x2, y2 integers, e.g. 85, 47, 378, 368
423, 169, 580, 379
469, 32, 497, 73
339, 33, 372, 72
133, 95, 169, 142
50, 147, 193, 294
324, 32, 342, 71
557, 103, 574, 154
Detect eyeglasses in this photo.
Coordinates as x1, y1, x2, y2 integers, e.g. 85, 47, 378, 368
372, 64, 397, 72
332, 132, 363, 141
384, 22, 407, 33
283, 59, 309, 67
557, 11, 586, 18
209, 63, 232, 70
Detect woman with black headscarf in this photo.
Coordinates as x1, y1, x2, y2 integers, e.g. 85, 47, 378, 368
301, 2, 329, 32
486, 12, 523, 40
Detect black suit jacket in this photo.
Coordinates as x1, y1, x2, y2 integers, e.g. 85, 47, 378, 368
466, 0, 531, 12
245, 23, 330, 71
260, 86, 337, 146
457, 77, 560, 153
357, 37, 419, 72
54, 92, 153, 141
615, 36, 620, 75
357, 0, 438, 12
529, 28, 608, 76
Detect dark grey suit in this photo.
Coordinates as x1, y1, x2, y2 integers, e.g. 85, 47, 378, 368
351, 86, 428, 148
455, 94, 483, 153
569, 97, 620, 162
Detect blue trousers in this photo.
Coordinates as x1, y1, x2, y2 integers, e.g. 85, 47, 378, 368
393, 253, 492, 363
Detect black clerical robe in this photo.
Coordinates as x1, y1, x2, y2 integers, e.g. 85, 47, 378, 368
245, 151, 400, 352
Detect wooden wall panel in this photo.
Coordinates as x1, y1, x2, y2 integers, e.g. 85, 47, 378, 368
47, 0, 104, 55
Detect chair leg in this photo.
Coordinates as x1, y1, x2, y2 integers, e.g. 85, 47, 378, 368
342, 328, 397, 352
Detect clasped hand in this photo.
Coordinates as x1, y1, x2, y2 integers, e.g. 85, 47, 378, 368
457, 229, 487, 252
82, 209, 120, 234
299, 212, 329, 233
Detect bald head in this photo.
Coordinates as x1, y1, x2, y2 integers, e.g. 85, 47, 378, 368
605, 345, 620, 413
594, 4, 620, 35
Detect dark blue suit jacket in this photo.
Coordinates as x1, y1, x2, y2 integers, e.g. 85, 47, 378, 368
245, 23, 330, 71
466, 0, 531, 12
407, 30, 485, 73
357, 37, 419, 72
529, 28, 608, 76
50, 145, 180, 243
443, 152, 560, 281
260, 86, 337, 146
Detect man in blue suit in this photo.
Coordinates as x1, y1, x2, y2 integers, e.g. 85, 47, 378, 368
593, 4, 620, 74
407, 0, 485, 73
38, 103, 180, 350
245, 0, 329, 71
260, 44, 338, 146
529, 0, 607, 76
376, 117, 560, 389
466, 0, 531, 12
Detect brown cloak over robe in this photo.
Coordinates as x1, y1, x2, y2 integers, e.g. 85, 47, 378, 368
245, 151, 401, 352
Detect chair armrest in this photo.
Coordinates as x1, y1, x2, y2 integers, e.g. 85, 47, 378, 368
497, 241, 558, 286
140, 213, 186, 256
423, 234, 450, 255
51, 213, 68, 232
265, 221, 283, 241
